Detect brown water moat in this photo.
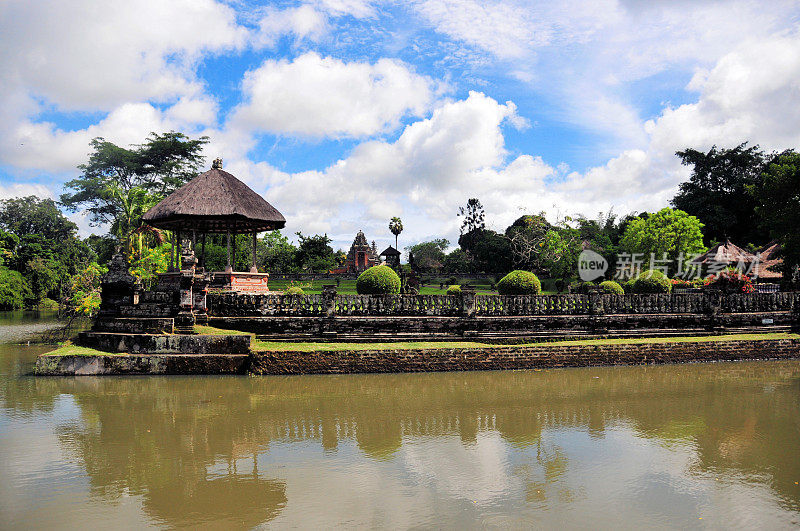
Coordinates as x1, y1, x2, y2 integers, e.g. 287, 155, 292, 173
2, 312, 800, 528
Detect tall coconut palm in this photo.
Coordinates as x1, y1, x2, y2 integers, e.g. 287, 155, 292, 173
389, 217, 403, 249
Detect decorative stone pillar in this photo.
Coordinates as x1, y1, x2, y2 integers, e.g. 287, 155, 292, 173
98, 251, 141, 318
193, 272, 210, 325
704, 291, 724, 331
322, 284, 337, 317
174, 241, 197, 334
460, 285, 477, 318
588, 291, 604, 315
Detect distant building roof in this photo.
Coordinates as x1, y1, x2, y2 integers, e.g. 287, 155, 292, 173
143, 159, 285, 233
752, 240, 784, 279
690, 239, 757, 266
379, 246, 401, 256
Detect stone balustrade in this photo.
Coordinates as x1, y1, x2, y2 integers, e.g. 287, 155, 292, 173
207, 291, 799, 318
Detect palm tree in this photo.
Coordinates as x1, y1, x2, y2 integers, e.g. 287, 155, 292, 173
389, 217, 403, 249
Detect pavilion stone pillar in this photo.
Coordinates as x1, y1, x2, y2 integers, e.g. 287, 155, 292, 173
251, 231, 258, 273
226, 230, 232, 272
170, 232, 176, 272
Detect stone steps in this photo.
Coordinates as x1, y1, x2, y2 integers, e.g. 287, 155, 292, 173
93, 317, 174, 334
77, 331, 251, 354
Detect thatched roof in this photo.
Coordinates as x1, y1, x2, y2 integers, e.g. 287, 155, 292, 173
380, 246, 401, 256
142, 166, 285, 233
690, 239, 757, 265
752, 240, 783, 279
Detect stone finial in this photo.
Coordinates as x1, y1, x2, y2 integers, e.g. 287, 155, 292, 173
212, 157, 223, 169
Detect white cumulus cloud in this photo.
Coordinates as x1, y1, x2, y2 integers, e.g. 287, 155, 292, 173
231, 52, 437, 138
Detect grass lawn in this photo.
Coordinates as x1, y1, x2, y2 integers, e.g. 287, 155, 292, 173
43, 344, 126, 357
252, 332, 799, 352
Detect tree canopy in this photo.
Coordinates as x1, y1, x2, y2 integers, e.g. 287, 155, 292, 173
406, 239, 449, 272
60, 132, 208, 231
672, 143, 769, 245
619, 207, 706, 274
750, 150, 800, 279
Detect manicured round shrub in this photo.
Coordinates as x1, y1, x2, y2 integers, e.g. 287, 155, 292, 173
496, 270, 541, 295
284, 286, 304, 295
446, 284, 462, 295
598, 280, 624, 294
630, 269, 672, 293
356, 265, 401, 295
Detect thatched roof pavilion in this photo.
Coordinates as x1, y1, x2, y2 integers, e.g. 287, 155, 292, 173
752, 241, 784, 280
689, 239, 758, 274
143, 159, 285, 233
143, 158, 285, 272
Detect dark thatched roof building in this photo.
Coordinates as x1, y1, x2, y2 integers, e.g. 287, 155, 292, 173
143, 160, 285, 233
752, 241, 784, 279
690, 239, 757, 268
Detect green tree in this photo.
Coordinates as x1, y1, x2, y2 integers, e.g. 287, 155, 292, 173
85, 234, 116, 265
65, 262, 107, 316
672, 143, 769, 245
0, 268, 31, 310
576, 212, 623, 279
406, 239, 449, 272
750, 151, 800, 279
457, 198, 485, 235
443, 248, 471, 275
0, 230, 19, 267
389, 217, 403, 249
60, 132, 208, 230
295, 232, 336, 272
25, 257, 60, 304
504, 214, 554, 270
539, 226, 582, 280
459, 228, 513, 275
0, 196, 79, 242
619, 208, 706, 274
257, 230, 297, 273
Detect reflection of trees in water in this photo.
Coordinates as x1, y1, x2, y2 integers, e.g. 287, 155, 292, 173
53, 378, 288, 529
24, 361, 800, 523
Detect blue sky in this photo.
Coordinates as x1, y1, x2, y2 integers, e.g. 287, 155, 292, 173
1, 0, 800, 251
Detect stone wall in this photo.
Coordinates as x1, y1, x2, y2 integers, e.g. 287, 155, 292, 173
210, 310, 795, 341
208, 291, 799, 317
36, 354, 250, 376
249, 338, 800, 375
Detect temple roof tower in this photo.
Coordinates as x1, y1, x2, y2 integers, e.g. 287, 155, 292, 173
345, 230, 380, 273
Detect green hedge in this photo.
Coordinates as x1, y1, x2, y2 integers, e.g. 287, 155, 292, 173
446, 285, 462, 295
284, 286, 304, 295
598, 280, 624, 294
496, 270, 541, 295
630, 270, 672, 293
356, 265, 401, 295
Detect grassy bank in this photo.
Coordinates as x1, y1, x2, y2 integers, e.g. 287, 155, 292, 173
42, 328, 799, 357
251, 332, 800, 352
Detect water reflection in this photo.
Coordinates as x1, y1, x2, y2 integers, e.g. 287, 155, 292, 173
2, 336, 800, 527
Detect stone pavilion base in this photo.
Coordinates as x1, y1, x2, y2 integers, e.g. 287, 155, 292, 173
209, 271, 271, 293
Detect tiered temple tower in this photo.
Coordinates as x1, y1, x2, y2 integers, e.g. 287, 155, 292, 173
345, 230, 380, 273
